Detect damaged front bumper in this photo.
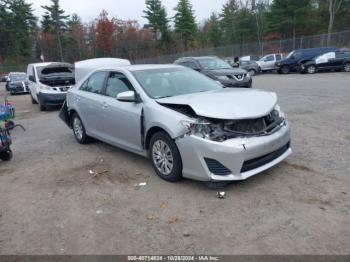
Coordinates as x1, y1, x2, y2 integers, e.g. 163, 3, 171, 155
176, 122, 291, 182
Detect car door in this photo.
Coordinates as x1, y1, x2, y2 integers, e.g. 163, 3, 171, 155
27, 66, 38, 101
99, 71, 143, 152
73, 71, 108, 139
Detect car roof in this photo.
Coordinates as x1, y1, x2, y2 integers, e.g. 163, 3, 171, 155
176, 56, 217, 61
9, 72, 26, 75
103, 64, 184, 72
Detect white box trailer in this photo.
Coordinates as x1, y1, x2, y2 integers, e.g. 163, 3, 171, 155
74, 58, 131, 83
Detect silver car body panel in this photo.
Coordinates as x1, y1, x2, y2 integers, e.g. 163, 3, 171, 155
66, 64, 291, 182
156, 88, 277, 120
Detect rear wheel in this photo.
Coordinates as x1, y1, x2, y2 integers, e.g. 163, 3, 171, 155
307, 65, 316, 74
72, 113, 90, 144
149, 131, 183, 182
344, 63, 350, 72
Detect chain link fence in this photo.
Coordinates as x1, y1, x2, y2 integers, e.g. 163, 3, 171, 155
133, 30, 350, 64
1, 30, 350, 74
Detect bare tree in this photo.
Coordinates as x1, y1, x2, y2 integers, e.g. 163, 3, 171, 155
327, 0, 343, 45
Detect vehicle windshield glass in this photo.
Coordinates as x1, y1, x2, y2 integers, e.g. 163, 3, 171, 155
132, 67, 222, 99
197, 58, 232, 70
10, 74, 26, 81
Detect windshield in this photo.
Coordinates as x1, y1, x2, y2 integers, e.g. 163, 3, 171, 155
132, 67, 222, 99
197, 58, 232, 70
10, 74, 26, 82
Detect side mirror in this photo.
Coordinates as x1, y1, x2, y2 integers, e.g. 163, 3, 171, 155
117, 91, 136, 102
28, 75, 35, 82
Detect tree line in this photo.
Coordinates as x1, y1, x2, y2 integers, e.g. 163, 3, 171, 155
0, 0, 349, 67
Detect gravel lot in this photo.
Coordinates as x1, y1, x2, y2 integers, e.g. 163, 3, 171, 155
0, 72, 349, 255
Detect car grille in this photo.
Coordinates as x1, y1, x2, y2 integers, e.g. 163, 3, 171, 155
241, 142, 290, 173
204, 158, 231, 176
228, 74, 246, 81
224, 110, 282, 135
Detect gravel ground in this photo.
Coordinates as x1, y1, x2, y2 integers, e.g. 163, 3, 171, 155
0, 72, 349, 255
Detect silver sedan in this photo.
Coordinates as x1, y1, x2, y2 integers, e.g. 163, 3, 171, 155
61, 64, 291, 184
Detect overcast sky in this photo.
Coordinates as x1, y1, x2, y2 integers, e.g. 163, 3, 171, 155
28, 0, 228, 26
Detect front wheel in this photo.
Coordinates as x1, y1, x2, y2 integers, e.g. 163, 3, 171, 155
281, 66, 290, 74
72, 113, 90, 144
149, 131, 183, 182
307, 65, 316, 74
248, 69, 256, 76
344, 63, 350, 72
0, 150, 13, 161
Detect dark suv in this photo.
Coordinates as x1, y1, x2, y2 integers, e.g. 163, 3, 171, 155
174, 56, 252, 88
276, 47, 339, 74
299, 51, 350, 74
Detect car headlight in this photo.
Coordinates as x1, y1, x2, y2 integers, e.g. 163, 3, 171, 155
180, 119, 226, 141
274, 104, 285, 118
39, 84, 51, 90
216, 75, 230, 81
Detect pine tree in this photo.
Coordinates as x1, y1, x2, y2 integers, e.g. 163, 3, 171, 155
207, 13, 222, 47
41, 0, 69, 61
174, 0, 197, 49
143, 0, 169, 41
220, 0, 238, 45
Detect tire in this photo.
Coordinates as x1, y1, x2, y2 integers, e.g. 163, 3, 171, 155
0, 149, 13, 161
149, 131, 183, 182
344, 63, 350, 72
38, 99, 46, 111
30, 94, 38, 104
248, 69, 256, 76
281, 65, 290, 74
307, 65, 316, 74
71, 113, 90, 144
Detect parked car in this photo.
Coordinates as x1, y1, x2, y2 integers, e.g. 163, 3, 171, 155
299, 51, 350, 74
27, 62, 75, 111
60, 61, 291, 185
1, 74, 8, 82
239, 60, 261, 76
256, 53, 283, 72
5, 72, 29, 95
276, 47, 339, 74
240, 55, 260, 62
174, 56, 252, 88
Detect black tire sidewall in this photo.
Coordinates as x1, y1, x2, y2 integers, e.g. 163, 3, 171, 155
149, 131, 183, 182
72, 113, 89, 144
344, 63, 350, 72
282, 66, 290, 74
0, 150, 13, 161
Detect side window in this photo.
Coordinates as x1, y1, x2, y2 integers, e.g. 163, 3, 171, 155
105, 72, 133, 98
80, 71, 107, 94
265, 55, 274, 62
186, 62, 199, 70
276, 54, 282, 61
180, 62, 190, 68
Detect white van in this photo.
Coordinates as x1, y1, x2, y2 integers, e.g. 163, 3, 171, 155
27, 62, 75, 111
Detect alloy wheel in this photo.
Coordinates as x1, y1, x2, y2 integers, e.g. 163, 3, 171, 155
344, 63, 350, 72
152, 140, 174, 176
73, 117, 84, 141
307, 65, 316, 74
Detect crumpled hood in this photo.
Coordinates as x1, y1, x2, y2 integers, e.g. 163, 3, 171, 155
204, 68, 247, 76
156, 88, 277, 120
